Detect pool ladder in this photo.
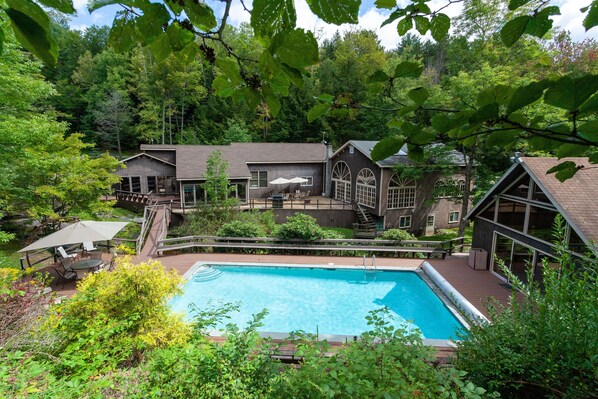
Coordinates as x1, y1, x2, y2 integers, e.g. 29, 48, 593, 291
363, 255, 377, 282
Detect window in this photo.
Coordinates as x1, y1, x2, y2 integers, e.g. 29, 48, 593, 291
356, 168, 376, 208
250, 171, 268, 188
147, 176, 157, 193
399, 215, 412, 229
120, 177, 130, 192
332, 161, 351, 202
300, 176, 313, 187
388, 174, 415, 209
449, 211, 460, 223
120, 176, 141, 193
183, 184, 206, 206
457, 179, 466, 194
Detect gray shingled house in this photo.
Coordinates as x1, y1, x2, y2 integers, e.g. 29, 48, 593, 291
465, 157, 597, 286
330, 140, 469, 233
115, 143, 329, 205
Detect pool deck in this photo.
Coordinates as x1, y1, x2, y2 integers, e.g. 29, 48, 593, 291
48, 252, 515, 320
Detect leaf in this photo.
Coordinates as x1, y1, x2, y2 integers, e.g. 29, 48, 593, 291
381, 8, 405, 28
262, 85, 281, 117
486, 130, 520, 147
544, 75, 598, 111
398, 105, 418, 116
147, 33, 171, 62
317, 94, 335, 103
307, 103, 331, 122
408, 87, 429, 105
0, 28, 4, 53
369, 70, 389, 83
431, 113, 466, 133
274, 29, 318, 69
251, 0, 296, 36
109, 12, 138, 52
375, 0, 396, 10
184, 1, 217, 31
407, 144, 424, 162
397, 17, 413, 35
525, 7, 559, 38
506, 80, 549, 115
579, 93, 598, 115
414, 16, 430, 35
166, 22, 194, 51
213, 75, 241, 98
136, 3, 170, 42
430, 13, 450, 41
557, 143, 588, 158
371, 137, 405, 162
88, 0, 139, 12
233, 87, 260, 109
547, 161, 580, 182
394, 61, 423, 78
216, 58, 244, 85
508, 0, 533, 10
578, 120, 598, 144
583, 2, 598, 31
500, 15, 530, 47
477, 85, 513, 106
305, 0, 359, 24
469, 103, 499, 124
37, 0, 75, 13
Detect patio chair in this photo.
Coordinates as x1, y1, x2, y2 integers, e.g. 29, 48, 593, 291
90, 251, 103, 260
53, 266, 77, 288
83, 241, 97, 252
60, 257, 76, 272
98, 253, 117, 273
57, 246, 77, 259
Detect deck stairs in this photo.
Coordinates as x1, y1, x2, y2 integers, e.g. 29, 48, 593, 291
193, 266, 223, 282
353, 201, 377, 238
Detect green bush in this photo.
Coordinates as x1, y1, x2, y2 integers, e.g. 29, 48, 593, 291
237, 210, 276, 235
273, 213, 325, 241
379, 228, 417, 241
217, 220, 266, 238
456, 219, 598, 398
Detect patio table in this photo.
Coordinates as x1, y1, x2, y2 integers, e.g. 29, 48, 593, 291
71, 258, 102, 279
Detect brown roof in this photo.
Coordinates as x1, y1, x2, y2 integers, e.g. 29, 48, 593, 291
521, 157, 598, 244
140, 143, 327, 180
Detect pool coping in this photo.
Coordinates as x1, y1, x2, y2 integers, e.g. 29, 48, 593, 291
179, 261, 469, 348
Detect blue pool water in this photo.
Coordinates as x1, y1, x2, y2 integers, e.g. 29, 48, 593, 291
169, 266, 465, 339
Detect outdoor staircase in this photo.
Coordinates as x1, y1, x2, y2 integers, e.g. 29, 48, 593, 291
193, 266, 223, 282
353, 201, 377, 238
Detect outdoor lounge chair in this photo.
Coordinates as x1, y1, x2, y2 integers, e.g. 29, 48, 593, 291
60, 257, 76, 272
57, 246, 77, 259
83, 241, 97, 252
53, 266, 77, 288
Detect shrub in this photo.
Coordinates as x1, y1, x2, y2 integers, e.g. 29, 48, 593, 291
217, 220, 266, 238
273, 213, 324, 241
379, 228, 416, 241
51, 257, 190, 376
456, 219, 598, 398
237, 210, 276, 234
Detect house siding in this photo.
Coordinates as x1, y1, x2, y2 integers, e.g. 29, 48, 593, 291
115, 156, 176, 194
247, 163, 324, 199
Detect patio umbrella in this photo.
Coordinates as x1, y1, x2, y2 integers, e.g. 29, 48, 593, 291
19, 220, 129, 252
288, 177, 308, 184
268, 177, 291, 185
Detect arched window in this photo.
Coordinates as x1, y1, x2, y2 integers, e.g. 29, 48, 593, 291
388, 174, 415, 209
457, 179, 466, 194
434, 179, 447, 199
332, 161, 351, 202
356, 168, 377, 208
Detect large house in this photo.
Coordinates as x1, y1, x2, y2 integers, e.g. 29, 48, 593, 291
330, 141, 469, 233
116, 141, 468, 232
466, 157, 597, 285
116, 143, 329, 206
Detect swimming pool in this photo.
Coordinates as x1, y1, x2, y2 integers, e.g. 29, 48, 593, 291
169, 264, 466, 340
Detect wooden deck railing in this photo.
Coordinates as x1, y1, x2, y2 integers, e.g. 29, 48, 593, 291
156, 235, 465, 258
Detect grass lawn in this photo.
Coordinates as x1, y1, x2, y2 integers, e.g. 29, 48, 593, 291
0, 240, 25, 269
323, 227, 354, 239
418, 226, 473, 242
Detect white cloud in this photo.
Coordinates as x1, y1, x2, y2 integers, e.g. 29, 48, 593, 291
228, 1, 251, 25
73, 0, 88, 15
553, 0, 598, 41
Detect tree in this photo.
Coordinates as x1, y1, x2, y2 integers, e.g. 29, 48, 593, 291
201, 150, 232, 204
93, 89, 133, 157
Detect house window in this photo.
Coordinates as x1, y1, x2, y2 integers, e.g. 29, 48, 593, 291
356, 168, 376, 208
399, 215, 412, 229
300, 176, 313, 187
449, 211, 460, 223
332, 161, 352, 202
147, 176, 157, 193
457, 179, 466, 194
182, 184, 206, 206
388, 174, 415, 209
250, 171, 268, 188
120, 176, 141, 193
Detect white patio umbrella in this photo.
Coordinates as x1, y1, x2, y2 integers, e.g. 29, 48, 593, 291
268, 177, 291, 185
19, 220, 129, 252
288, 177, 308, 184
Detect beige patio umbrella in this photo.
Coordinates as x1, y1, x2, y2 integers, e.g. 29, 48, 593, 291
19, 220, 129, 252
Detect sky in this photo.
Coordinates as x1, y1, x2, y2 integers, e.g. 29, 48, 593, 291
69, 0, 598, 50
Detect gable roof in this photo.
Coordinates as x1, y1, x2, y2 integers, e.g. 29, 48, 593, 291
467, 157, 598, 245
332, 140, 466, 168
121, 152, 176, 167
140, 143, 327, 180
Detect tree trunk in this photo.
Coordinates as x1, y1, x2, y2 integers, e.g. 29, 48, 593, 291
161, 102, 166, 145
458, 146, 476, 238
116, 114, 121, 158
169, 104, 173, 145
